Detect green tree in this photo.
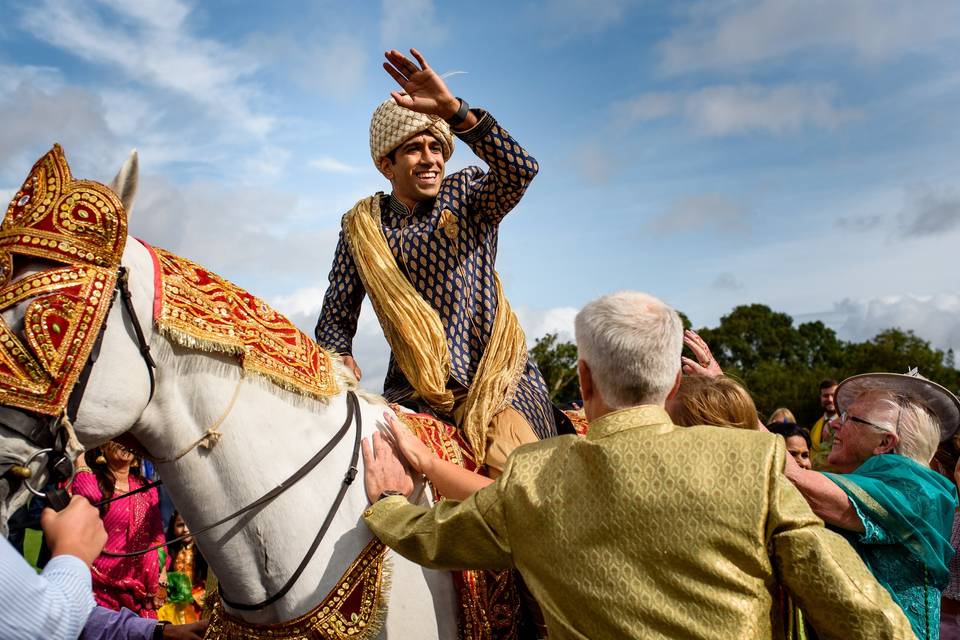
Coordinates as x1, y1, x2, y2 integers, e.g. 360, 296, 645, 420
527, 306, 960, 426
697, 304, 803, 371
529, 333, 581, 405
845, 329, 960, 391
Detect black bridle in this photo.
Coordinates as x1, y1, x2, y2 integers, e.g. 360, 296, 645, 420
94, 390, 363, 611
4, 265, 155, 511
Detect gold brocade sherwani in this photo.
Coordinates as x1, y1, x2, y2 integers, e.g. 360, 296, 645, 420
364, 406, 914, 640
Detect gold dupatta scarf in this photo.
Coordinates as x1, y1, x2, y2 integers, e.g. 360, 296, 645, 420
343, 195, 527, 461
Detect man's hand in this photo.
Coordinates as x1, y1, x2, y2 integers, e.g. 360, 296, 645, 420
362, 431, 415, 504
341, 355, 362, 382
383, 49, 462, 121
41, 495, 107, 566
164, 620, 209, 640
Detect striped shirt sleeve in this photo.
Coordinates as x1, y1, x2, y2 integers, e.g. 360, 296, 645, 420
1, 537, 95, 640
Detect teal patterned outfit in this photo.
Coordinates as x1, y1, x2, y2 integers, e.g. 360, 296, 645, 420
825, 454, 958, 639
315, 110, 558, 440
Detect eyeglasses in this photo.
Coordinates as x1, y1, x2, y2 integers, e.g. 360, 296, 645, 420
838, 411, 886, 431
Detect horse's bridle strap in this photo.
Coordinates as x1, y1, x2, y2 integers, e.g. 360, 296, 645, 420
220, 389, 364, 610
100, 389, 363, 613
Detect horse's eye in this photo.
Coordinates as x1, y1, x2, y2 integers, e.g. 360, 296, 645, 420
17, 195, 29, 207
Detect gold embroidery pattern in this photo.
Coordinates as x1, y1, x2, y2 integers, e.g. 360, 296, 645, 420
205, 539, 390, 640
1, 144, 126, 270
151, 246, 338, 400
392, 408, 523, 640
0, 145, 124, 416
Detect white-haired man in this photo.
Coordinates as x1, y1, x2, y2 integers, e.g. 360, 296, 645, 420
315, 48, 559, 472
362, 291, 914, 639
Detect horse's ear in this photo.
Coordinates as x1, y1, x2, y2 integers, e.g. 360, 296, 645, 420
109, 149, 139, 215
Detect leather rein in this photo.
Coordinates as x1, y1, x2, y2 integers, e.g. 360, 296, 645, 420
8, 262, 365, 611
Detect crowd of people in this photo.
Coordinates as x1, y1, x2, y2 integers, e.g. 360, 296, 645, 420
1, 441, 209, 639
2, 46, 960, 640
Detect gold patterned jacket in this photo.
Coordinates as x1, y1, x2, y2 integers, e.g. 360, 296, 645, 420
315, 111, 557, 440
365, 406, 915, 640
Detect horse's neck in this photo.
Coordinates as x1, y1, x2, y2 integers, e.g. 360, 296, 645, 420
82, 240, 457, 633
134, 346, 390, 622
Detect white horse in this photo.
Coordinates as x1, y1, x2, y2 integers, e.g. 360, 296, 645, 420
0, 151, 458, 638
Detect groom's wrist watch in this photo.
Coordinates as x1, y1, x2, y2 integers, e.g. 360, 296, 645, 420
378, 490, 405, 501
445, 97, 469, 127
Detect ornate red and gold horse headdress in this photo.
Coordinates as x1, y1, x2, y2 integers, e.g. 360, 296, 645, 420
0, 145, 127, 415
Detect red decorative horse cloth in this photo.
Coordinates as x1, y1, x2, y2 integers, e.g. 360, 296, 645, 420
0, 145, 126, 416
392, 407, 528, 640
140, 241, 339, 400
204, 538, 390, 640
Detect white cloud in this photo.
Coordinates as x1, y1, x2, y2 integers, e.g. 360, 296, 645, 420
617, 92, 675, 123
0, 63, 64, 94
809, 293, 960, 356
246, 33, 368, 101
270, 288, 392, 392
659, 0, 960, 74
618, 83, 860, 137
0, 82, 119, 184
538, 0, 640, 39
380, 0, 448, 48
309, 156, 366, 175
515, 305, 580, 346
19, 0, 272, 137
128, 174, 339, 293
647, 194, 750, 235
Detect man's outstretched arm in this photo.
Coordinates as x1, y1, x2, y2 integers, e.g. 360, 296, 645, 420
361, 429, 513, 571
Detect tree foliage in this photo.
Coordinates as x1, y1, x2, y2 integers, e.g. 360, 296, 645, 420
529, 333, 581, 406
530, 304, 960, 427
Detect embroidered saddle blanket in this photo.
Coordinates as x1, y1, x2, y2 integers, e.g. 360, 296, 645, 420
141, 240, 339, 400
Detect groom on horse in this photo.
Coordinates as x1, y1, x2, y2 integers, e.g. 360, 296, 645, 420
315, 48, 560, 472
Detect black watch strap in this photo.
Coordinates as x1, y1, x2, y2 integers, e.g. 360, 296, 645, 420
153, 621, 170, 640
446, 97, 469, 127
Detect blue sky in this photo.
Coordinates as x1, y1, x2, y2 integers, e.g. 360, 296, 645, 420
1, 0, 959, 388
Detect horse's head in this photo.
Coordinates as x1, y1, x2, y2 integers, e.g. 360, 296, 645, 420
0, 145, 146, 529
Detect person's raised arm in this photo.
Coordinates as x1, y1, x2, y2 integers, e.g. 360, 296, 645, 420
383, 48, 538, 223
382, 48, 478, 131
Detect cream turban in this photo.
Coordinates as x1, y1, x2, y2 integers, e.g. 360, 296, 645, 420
369, 98, 455, 167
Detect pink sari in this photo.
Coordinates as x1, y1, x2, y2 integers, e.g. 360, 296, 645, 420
72, 470, 165, 618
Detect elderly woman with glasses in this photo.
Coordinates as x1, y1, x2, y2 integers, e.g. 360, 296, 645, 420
784, 372, 959, 640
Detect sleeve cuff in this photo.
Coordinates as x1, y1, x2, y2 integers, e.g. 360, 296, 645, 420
455, 110, 494, 144
364, 494, 407, 516
848, 498, 890, 544
43, 554, 93, 586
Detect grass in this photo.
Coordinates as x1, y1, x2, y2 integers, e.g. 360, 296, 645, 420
23, 528, 42, 571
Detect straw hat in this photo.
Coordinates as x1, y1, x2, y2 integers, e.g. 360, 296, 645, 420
835, 369, 960, 442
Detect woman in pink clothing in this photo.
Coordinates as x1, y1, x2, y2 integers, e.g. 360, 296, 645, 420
72, 441, 165, 618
